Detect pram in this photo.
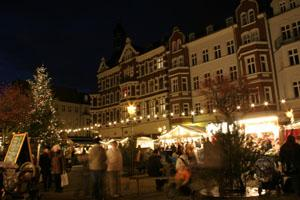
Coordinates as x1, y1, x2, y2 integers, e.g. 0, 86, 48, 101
255, 156, 283, 196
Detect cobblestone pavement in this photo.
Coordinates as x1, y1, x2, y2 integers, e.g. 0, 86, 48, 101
40, 165, 299, 200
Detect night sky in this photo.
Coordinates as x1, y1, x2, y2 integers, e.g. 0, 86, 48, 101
0, 0, 271, 92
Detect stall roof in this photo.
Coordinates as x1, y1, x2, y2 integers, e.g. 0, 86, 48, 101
159, 125, 207, 140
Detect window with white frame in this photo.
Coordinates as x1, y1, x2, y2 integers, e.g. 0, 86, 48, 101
177, 39, 182, 50
289, 0, 296, 9
260, 55, 269, 72
250, 93, 260, 104
193, 76, 200, 90
171, 78, 179, 92
202, 49, 209, 62
183, 103, 189, 115
204, 73, 211, 86
227, 40, 235, 55
159, 98, 166, 114
292, 21, 300, 37
195, 103, 201, 114
157, 57, 164, 69
149, 100, 156, 116
264, 87, 273, 103
281, 25, 291, 40
246, 56, 256, 74
216, 69, 223, 83
230, 66, 238, 81
280, 1, 287, 12
288, 49, 300, 65
149, 80, 154, 93
214, 45, 221, 59
173, 104, 180, 114
241, 12, 248, 26
206, 101, 213, 113
293, 81, 300, 98
248, 9, 255, 23
242, 33, 251, 44
149, 61, 154, 73
182, 77, 188, 91
191, 53, 197, 66
251, 29, 260, 41
172, 41, 177, 51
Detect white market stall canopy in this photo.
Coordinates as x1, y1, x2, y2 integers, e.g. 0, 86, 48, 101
136, 137, 154, 149
159, 125, 207, 142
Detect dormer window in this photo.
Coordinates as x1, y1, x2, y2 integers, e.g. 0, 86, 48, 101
248, 9, 255, 23
176, 39, 182, 50
280, 1, 286, 13
241, 12, 248, 26
172, 41, 177, 51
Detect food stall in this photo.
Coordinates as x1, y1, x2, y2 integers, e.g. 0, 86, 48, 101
136, 137, 154, 149
284, 121, 300, 143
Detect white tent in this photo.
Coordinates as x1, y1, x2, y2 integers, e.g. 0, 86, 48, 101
159, 125, 208, 143
136, 137, 154, 149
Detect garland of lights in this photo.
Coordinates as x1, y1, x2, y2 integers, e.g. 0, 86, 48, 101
60, 99, 289, 134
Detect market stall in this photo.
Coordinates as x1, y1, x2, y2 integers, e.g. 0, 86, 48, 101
136, 137, 154, 149
159, 125, 208, 144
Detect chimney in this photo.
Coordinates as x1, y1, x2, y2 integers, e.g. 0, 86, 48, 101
226, 17, 234, 27
188, 32, 195, 41
206, 25, 214, 35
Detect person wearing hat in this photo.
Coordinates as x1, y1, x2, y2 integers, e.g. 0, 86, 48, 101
89, 137, 107, 200
51, 144, 64, 192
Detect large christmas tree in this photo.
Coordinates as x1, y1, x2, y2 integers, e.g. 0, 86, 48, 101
28, 66, 60, 146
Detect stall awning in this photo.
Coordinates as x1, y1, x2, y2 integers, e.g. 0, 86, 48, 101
159, 125, 207, 140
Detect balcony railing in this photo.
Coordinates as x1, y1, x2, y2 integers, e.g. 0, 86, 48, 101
275, 35, 300, 50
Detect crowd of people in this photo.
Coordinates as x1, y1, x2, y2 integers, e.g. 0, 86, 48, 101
36, 134, 300, 199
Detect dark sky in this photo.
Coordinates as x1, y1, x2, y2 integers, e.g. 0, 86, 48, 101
0, 0, 271, 92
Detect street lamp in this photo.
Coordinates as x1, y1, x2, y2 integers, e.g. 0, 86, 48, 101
127, 104, 136, 176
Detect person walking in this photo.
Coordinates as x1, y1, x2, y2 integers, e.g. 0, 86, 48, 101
280, 135, 300, 196
51, 144, 64, 193
39, 147, 52, 191
106, 141, 123, 198
147, 149, 166, 191
89, 138, 107, 200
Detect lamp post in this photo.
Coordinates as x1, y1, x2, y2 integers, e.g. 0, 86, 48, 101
127, 104, 136, 176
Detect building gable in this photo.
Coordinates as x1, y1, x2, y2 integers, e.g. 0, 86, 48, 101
118, 37, 139, 63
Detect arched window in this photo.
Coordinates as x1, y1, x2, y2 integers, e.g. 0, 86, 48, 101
240, 12, 248, 26
172, 41, 177, 51
248, 9, 255, 23
176, 39, 182, 50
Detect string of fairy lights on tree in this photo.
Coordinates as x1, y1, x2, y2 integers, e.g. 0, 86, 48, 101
59, 98, 290, 135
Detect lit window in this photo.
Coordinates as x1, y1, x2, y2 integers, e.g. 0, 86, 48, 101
288, 49, 300, 65
293, 81, 300, 98
246, 56, 256, 74
149, 100, 155, 116
260, 55, 269, 72
230, 66, 238, 81
214, 45, 221, 59
227, 40, 235, 55
191, 53, 197, 66
193, 76, 200, 90
157, 57, 164, 69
